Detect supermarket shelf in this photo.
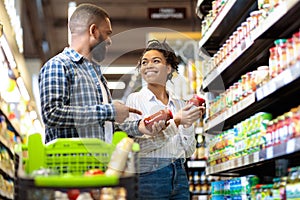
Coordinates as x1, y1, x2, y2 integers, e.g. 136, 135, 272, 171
206, 152, 259, 176
202, 0, 300, 91
0, 193, 13, 200
0, 166, 14, 180
260, 137, 300, 161
256, 62, 300, 101
0, 107, 21, 137
0, 135, 14, 158
206, 137, 300, 176
187, 160, 207, 168
198, 0, 256, 55
204, 93, 255, 133
205, 61, 300, 133
190, 192, 210, 198
202, 36, 255, 91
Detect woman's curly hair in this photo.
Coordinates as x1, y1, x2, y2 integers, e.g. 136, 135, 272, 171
137, 39, 179, 80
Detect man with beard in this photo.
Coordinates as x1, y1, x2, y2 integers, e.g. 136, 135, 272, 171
39, 3, 146, 143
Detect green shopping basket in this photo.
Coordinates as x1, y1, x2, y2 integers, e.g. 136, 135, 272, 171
27, 134, 114, 175
22, 131, 131, 187
15, 131, 139, 200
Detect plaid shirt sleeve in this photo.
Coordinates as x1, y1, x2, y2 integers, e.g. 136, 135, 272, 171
39, 56, 115, 128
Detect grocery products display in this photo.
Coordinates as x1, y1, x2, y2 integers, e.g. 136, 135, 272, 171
187, 133, 210, 200
0, 3, 44, 199
0, 109, 22, 200
194, 0, 300, 199
0, 0, 299, 199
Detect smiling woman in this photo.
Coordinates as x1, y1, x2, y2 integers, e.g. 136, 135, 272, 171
120, 39, 205, 200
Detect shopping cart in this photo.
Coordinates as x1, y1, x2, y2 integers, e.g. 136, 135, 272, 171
14, 131, 139, 200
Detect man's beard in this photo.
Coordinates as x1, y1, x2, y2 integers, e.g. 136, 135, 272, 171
91, 38, 107, 64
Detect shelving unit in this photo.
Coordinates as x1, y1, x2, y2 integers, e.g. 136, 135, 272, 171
186, 159, 210, 200
202, 0, 300, 92
206, 137, 300, 176
196, 0, 300, 190
0, 108, 20, 200
199, 0, 257, 56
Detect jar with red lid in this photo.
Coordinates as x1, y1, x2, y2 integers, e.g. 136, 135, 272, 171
219, 93, 226, 113
233, 82, 241, 103
237, 27, 245, 43
229, 35, 235, 51
246, 17, 253, 33
270, 0, 282, 8
222, 43, 228, 60
269, 46, 279, 78
228, 86, 234, 107
213, 54, 218, 68
293, 31, 300, 61
278, 115, 288, 143
250, 10, 263, 30
188, 94, 206, 107
241, 74, 248, 97
144, 109, 173, 131
226, 39, 232, 56
284, 112, 293, 141
274, 39, 288, 73
246, 72, 256, 93
272, 118, 279, 145
287, 37, 295, 67
233, 31, 240, 47
255, 66, 269, 87
219, 47, 225, 63
241, 22, 249, 39
291, 106, 300, 138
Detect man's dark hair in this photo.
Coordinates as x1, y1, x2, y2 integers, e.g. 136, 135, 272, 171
69, 3, 109, 34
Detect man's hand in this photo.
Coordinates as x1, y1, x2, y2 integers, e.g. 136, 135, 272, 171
113, 101, 142, 123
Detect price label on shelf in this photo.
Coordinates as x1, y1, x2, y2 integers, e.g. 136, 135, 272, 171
253, 152, 259, 162
237, 158, 242, 167
286, 139, 295, 154
244, 155, 249, 165
266, 147, 273, 159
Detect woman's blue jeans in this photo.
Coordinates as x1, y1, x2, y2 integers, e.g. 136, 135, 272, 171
138, 158, 189, 200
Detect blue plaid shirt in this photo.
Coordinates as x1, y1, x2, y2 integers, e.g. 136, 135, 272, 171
39, 48, 139, 143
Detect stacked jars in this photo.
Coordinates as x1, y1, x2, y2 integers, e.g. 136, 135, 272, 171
265, 105, 300, 148
268, 31, 300, 79
208, 69, 258, 119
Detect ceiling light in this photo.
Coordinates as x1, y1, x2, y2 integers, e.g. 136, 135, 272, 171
0, 36, 17, 68
102, 66, 136, 74
107, 81, 125, 90
16, 77, 30, 101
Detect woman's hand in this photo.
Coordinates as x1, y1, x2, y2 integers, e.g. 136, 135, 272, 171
138, 119, 167, 136
174, 103, 204, 128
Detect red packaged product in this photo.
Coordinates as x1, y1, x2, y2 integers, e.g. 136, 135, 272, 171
188, 94, 206, 107
144, 109, 173, 131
